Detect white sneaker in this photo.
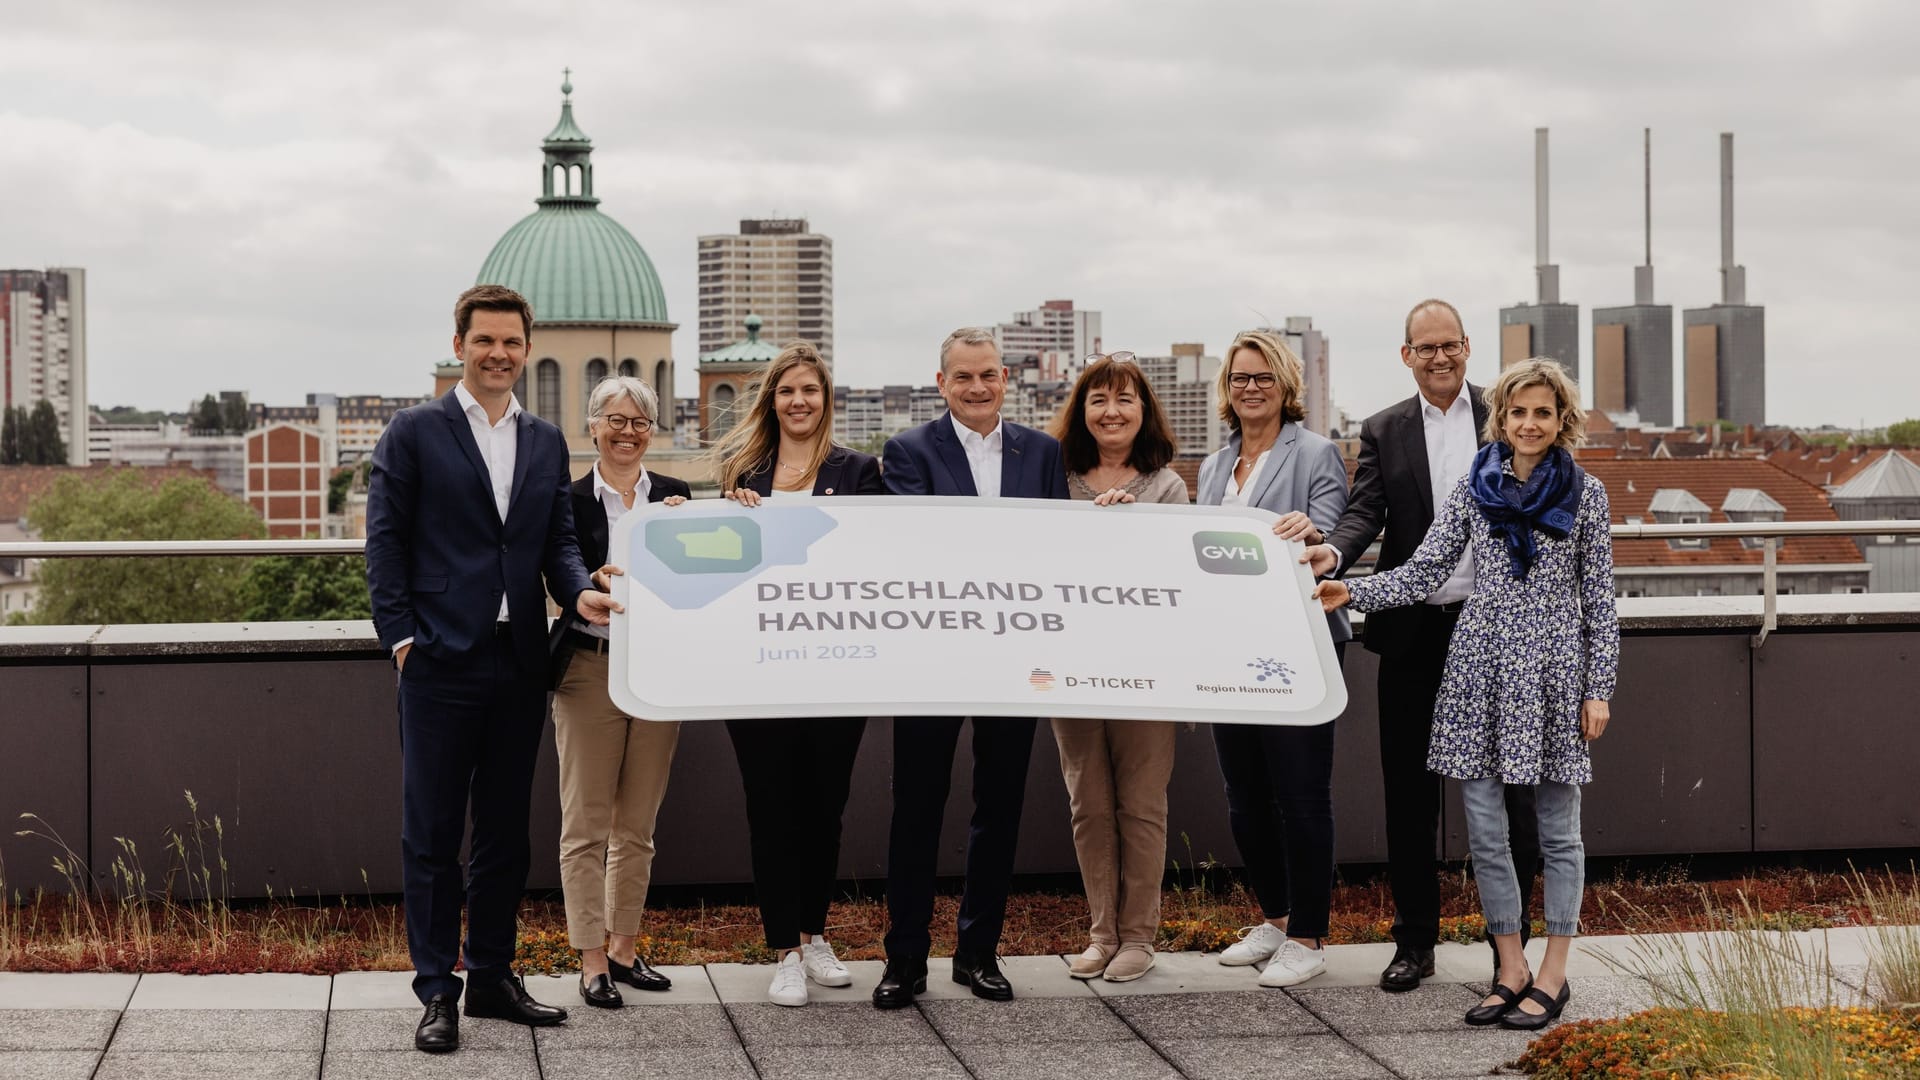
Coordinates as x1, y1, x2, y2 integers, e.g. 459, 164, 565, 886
1219, 923, 1287, 966
768, 951, 808, 1006
1257, 939, 1327, 988
800, 939, 852, 987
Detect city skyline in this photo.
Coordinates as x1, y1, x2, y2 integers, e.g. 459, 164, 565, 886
2, 1, 1916, 427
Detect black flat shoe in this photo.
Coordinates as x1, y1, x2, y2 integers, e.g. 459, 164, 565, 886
608, 955, 673, 992
1380, 946, 1436, 993
1501, 981, 1571, 1030
578, 973, 623, 1009
415, 993, 459, 1053
1464, 979, 1531, 1026
950, 951, 1014, 1002
464, 973, 568, 1026
872, 958, 928, 1010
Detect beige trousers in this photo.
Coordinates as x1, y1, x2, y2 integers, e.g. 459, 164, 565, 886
1051, 717, 1177, 948
552, 647, 681, 950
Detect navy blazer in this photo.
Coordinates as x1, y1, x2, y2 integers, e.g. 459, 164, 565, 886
1324, 385, 1489, 658
365, 390, 594, 676
546, 467, 691, 686
1197, 422, 1353, 644
881, 413, 1068, 499
742, 446, 885, 498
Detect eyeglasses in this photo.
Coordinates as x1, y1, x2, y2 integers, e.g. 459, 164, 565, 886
1409, 341, 1467, 360
599, 414, 654, 433
1085, 351, 1137, 365
1227, 372, 1279, 389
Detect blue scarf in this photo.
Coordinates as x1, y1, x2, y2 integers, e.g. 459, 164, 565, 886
1468, 442, 1584, 579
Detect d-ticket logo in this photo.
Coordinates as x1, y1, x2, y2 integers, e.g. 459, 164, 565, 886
1192, 531, 1268, 575
1029, 668, 1056, 691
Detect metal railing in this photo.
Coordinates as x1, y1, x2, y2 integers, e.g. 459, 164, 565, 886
4, 521, 1919, 649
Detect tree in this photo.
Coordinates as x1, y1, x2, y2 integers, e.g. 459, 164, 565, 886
0, 407, 18, 465
221, 395, 250, 435
191, 395, 224, 434
26, 400, 65, 463
24, 469, 266, 625
236, 555, 371, 621
327, 467, 355, 515
1887, 419, 1920, 448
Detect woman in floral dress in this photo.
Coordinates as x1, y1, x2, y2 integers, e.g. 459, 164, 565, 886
1315, 358, 1617, 1031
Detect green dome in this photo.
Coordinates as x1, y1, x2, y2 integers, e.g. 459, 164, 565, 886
474, 74, 671, 328
477, 204, 670, 326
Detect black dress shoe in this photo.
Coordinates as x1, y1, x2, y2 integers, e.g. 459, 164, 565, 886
608, 955, 673, 992
578, 973, 623, 1009
1464, 978, 1531, 1026
872, 958, 928, 1010
950, 952, 1014, 1002
1501, 981, 1571, 1031
464, 973, 568, 1026
1379, 946, 1436, 993
415, 993, 459, 1053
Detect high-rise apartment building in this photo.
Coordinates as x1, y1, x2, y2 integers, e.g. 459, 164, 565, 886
993, 300, 1101, 378
1683, 133, 1766, 427
1593, 130, 1675, 426
1260, 317, 1335, 436
1500, 129, 1580, 379
697, 219, 834, 369
1, 267, 88, 465
1138, 345, 1228, 460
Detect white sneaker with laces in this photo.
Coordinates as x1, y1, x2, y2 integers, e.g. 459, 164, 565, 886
1219, 923, 1287, 966
1257, 939, 1327, 988
768, 951, 808, 1006
800, 939, 853, 987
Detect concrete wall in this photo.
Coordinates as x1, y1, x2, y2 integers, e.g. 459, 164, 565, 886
2, 599, 1915, 898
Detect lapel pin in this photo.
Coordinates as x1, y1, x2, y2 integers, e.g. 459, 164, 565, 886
824, 488, 835, 495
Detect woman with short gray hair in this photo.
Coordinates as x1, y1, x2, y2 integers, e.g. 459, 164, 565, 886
549, 374, 691, 1009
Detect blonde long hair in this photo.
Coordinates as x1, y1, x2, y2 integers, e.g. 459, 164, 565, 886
711, 342, 839, 490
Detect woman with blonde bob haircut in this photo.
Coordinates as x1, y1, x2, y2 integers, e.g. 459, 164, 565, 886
711, 341, 885, 1007
1315, 358, 1617, 1031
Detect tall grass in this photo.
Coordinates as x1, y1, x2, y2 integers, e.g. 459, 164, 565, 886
1855, 865, 1920, 1010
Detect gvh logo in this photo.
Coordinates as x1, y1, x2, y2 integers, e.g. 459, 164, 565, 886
1029, 668, 1056, 691
1192, 531, 1268, 575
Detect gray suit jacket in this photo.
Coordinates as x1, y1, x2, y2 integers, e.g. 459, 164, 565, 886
1197, 422, 1352, 643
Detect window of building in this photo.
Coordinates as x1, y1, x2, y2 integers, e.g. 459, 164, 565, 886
1671, 514, 1709, 551
619, 359, 639, 379
536, 359, 561, 421
1846, 585, 1868, 595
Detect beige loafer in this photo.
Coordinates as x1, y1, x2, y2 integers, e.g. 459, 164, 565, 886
1103, 944, 1156, 982
1068, 943, 1116, 979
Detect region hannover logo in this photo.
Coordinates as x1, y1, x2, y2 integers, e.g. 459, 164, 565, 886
1029, 668, 1056, 691
1192, 531, 1268, 575
645, 518, 765, 575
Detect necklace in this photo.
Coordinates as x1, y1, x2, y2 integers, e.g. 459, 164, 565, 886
778, 460, 808, 473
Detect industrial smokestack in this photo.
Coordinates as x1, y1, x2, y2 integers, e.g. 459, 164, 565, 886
1535, 127, 1560, 303
1720, 132, 1745, 304
1635, 127, 1655, 305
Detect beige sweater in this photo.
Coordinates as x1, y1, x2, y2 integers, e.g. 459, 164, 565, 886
1067, 467, 1190, 505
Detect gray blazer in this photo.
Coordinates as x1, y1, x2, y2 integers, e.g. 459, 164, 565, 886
1197, 422, 1352, 643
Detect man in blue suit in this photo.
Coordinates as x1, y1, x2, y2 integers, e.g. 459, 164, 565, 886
366, 285, 618, 1053
872, 327, 1069, 1009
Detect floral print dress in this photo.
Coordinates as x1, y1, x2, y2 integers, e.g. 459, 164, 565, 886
1345, 470, 1619, 785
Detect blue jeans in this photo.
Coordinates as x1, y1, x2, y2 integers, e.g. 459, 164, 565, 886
1459, 777, 1584, 938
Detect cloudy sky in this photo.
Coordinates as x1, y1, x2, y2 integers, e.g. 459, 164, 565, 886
3, 0, 1915, 427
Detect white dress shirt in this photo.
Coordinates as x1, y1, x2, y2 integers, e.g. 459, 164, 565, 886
1420, 391, 1477, 605
951, 413, 1004, 498
581, 463, 647, 641
1219, 448, 1271, 508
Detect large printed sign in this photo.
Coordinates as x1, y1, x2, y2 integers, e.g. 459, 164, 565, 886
607, 497, 1346, 725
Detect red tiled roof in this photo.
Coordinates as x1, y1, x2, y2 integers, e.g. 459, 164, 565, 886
0, 464, 217, 521
1762, 446, 1920, 490
1581, 459, 1862, 568
1168, 458, 1202, 501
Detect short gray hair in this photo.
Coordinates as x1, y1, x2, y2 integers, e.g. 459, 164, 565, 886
587, 375, 659, 423
939, 327, 999, 372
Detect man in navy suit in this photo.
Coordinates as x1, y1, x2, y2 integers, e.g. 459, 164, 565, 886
366, 285, 619, 1053
871, 327, 1068, 1009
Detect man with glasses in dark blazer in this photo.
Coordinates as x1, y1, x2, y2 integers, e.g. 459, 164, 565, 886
1298, 298, 1539, 990
871, 326, 1069, 1009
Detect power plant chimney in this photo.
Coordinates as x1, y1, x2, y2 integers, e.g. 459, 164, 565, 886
1635, 128, 1655, 305
1535, 127, 1560, 303
1720, 132, 1746, 305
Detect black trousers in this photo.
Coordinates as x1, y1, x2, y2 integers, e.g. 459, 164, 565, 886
1211, 643, 1343, 940
883, 715, 1036, 961
725, 716, 867, 950
1378, 605, 1539, 956
397, 633, 547, 1004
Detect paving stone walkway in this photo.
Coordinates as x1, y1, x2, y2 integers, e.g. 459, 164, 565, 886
0, 929, 1881, 1079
